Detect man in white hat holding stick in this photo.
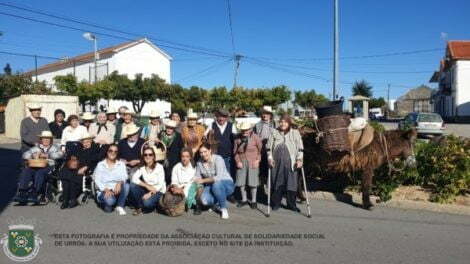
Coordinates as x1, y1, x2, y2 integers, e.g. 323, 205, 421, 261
20, 104, 50, 153
254, 106, 276, 196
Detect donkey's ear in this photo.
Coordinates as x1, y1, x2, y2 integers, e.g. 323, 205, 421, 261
402, 128, 417, 140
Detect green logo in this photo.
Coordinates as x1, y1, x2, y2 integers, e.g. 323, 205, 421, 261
2, 224, 42, 262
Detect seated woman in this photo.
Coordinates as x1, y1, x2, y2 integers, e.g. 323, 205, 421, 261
61, 115, 88, 155
194, 143, 235, 219
93, 144, 129, 215
16, 131, 63, 205
76, 132, 101, 176
129, 146, 166, 216
58, 155, 81, 209
171, 148, 198, 212
89, 112, 116, 147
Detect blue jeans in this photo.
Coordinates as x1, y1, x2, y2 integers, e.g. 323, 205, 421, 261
19, 166, 52, 193
129, 183, 162, 210
97, 182, 130, 213
200, 180, 235, 209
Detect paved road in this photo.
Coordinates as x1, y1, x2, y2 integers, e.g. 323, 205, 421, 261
1, 143, 469, 264
380, 122, 470, 138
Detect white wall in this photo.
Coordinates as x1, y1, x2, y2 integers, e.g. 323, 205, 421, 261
456, 60, 470, 116
99, 99, 172, 117
113, 42, 171, 83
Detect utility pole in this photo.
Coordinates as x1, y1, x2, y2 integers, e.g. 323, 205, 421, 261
332, 0, 339, 100
34, 55, 38, 82
386, 83, 391, 119
233, 54, 242, 89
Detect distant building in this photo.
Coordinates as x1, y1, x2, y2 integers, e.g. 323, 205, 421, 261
25, 38, 172, 88
430, 41, 470, 121
394, 85, 433, 116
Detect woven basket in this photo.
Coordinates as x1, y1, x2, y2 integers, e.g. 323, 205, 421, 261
159, 192, 186, 217
27, 158, 48, 168
141, 140, 167, 161
317, 114, 351, 152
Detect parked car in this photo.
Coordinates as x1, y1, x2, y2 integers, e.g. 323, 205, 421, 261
398, 112, 445, 136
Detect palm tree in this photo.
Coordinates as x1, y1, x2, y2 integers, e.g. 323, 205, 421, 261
352, 80, 373, 98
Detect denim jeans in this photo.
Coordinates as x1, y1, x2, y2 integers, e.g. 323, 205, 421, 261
129, 183, 162, 210
19, 166, 52, 192
200, 180, 235, 209
97, 182, 130, 213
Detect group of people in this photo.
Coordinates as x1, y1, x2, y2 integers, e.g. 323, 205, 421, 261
16, 104, 304, 219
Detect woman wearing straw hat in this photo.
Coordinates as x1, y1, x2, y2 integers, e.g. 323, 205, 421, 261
61, 115, 88, 155
20, 104, 50, 153
118, 124, 145, 177
233, 122, 262, 209
129, 145, 166, 215
267, 114, 304, 212
81, 112, 95, 131
76, 132, 101, 177
15, 131, 63, 205
159, 120, 184, 185
105, 107, 118, 125
141, 110, 163, 145
181, 112, 205, 156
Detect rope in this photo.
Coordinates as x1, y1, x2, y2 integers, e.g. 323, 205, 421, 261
379, 132, 405, 176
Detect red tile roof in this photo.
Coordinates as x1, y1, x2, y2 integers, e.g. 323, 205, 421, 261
447, 41, 470, 60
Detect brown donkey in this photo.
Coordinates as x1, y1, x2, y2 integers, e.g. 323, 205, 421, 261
307, 129, 417, 210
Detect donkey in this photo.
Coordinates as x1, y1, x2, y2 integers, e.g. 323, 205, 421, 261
307, 129, 417, 210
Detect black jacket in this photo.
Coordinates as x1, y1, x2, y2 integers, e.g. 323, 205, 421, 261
49, 121, 68, 139
77, 143, 101, 174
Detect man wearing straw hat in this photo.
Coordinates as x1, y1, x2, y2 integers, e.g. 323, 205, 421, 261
254, 106, 276, 193
15, 131, 63, 205
141, 110, 163, 145
181, 111, 205, 157
118, 123, 145, 177
159, 119, 184, 185
20, 104, 50, 153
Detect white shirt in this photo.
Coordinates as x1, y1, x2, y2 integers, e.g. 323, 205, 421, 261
131, 164, 166, 193
89, 122, 116, 144
61, 125, 88, 146
93, 160, 128, 191
171, 162, 195, 197
204, 121, 238, 136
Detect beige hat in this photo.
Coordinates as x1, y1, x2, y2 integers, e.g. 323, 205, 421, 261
106, 107, 117, 114
123, 109, 135, 116
236, 121, 253, 131
261, 106, 273, 114
80, 132, 95, 141
123, 124, 140, 137
165, 120, 178, 128
38, 130, 53, 138
187, 112, 198, 120
149, 110, 161, 119
81, 112, 95, 120
27, 103, 42, 111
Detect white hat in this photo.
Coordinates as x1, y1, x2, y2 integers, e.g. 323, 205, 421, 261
187, 112, 198, 120
149, 110, 161, 119
81, 112, 95, 120
38, 131, 53, 138
123, 109, 135, 116
261, 106, 273, 114
237, 121, 253, 131
106, 107, 117, 114
123, 124, 140, 137
80, 132, 95, 141
27, 103, 42, 111
165, 120, 178, 128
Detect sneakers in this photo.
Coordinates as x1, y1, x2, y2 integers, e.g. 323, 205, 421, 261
220, 208, 229, 219
116, 206, 127, 216
236, 201, 248, 208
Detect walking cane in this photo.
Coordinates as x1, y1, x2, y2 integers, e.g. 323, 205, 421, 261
266, 168, 271, 217
301, 167, 312, 218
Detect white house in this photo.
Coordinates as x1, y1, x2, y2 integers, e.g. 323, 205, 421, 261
24, 38, 173, 116
430, 41, 470, 121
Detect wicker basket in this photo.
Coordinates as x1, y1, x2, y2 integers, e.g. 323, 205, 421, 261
141, 140, 167, 161
27, 158, 48, 168
159, 192, 186, 217
317, 114, 351, 152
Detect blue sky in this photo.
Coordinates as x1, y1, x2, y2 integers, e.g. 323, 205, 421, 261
1, 0, 469, 100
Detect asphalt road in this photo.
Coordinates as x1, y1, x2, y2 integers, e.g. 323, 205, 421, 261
1, 142, 469, 264
380, 122, 470, 138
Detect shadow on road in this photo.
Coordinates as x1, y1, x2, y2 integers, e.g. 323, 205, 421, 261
0, 147, 21, 214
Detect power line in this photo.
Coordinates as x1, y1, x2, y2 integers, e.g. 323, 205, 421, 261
225, 0, 236, 55
0, 1, 232, 57
0, 50, 61, 60
175, 58, 233, 83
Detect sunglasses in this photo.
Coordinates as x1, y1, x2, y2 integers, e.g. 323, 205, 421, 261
107, 149, 118, 153
143, 153, 154, 157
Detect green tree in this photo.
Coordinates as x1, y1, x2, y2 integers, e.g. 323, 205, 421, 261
294, 89, 329, 109
0, 73, 50, 104
370, 97, 386, 108
352, 80, 373, 98
54, 74, 78, 95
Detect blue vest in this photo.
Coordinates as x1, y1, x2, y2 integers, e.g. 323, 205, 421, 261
212, 122, 234, 158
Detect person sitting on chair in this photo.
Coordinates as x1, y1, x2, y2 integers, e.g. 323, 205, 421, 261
93, 144, 129, 215
58, 155, 81, 209
118, 124, 145, 177
61, 115, 88, 155
15, 131, 63, 205
129, 146, 166, 216
140, 110, 163, 145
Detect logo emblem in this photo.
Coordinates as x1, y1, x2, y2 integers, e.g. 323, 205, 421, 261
1, 223, 42, 262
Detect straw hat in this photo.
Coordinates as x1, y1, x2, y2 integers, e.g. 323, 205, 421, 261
149, 110, 161, 119
261, 106, 273, 114
123, 124, 140, 137
123, 109, 135, 116
187, 112, 198, 120
236, 121, 253, 131
27, 103, 42, 111
146, 145, 166, 162
81, 112, 95, 121
106, 107, 117, 114
80, 132, 95, 141
165, 120, 178, 128
38, 131, 53, 138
